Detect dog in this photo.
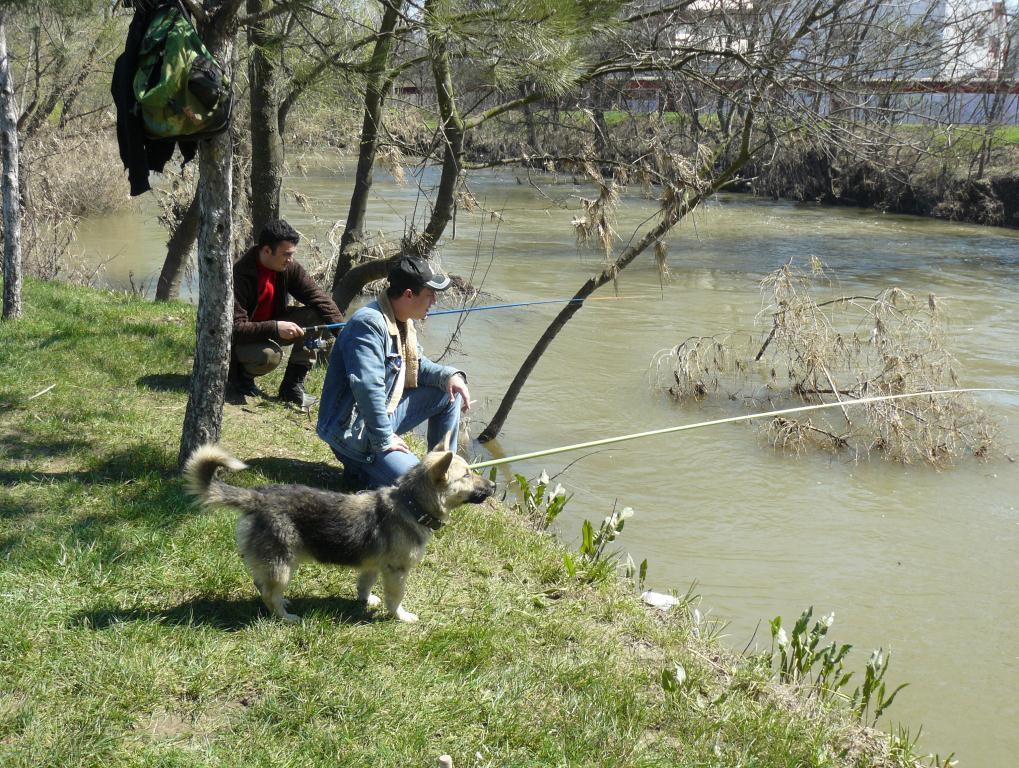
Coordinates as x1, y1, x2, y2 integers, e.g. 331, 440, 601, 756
184, 441, 496, 623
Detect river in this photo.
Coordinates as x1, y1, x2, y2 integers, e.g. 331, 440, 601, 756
77, 154, 1019, 766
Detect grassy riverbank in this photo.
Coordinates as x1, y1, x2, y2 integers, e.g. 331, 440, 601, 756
1, 280, 926, 767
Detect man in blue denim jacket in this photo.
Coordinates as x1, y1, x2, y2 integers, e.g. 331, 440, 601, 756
317, 257, 471, 488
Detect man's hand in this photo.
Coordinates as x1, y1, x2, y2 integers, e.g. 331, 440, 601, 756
448, 374, 471, 411
385, 435, 411, 454
277, 321, 305, 342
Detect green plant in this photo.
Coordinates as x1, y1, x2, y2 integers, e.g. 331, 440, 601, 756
771, 608, 907, 725
660, 662, 688, 694
509, 471, 570, 531
509, 475, 642, 588
623, 554, 649, 592
771, 607, 853, 696
563, 504, 634, 585
852, 648, 909, 726
887, 723, 958, 767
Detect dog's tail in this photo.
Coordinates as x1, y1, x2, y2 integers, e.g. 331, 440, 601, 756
183, 444, 253, 508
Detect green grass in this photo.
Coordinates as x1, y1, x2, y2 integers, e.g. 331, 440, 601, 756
0, 280, 921, 767
507, 109, 679, 129
902, 123, 1019, 153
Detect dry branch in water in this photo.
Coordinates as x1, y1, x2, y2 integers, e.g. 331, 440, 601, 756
650, 261, 999, 465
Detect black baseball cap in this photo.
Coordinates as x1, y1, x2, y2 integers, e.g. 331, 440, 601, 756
388, 256, 451, 292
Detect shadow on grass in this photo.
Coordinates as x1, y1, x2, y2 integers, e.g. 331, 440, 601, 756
0, 441, 177, 486
242, 456, 350, 492
0, 442, 197, 538
0, 534, 25, 559
0, 433, 92, 462
36, 330, 82, 350
73, 594, 376, 631
0, 390, 24, 409
137, 373, 190, 393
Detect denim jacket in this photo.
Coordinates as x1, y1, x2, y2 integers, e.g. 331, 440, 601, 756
317, 300, 461, 463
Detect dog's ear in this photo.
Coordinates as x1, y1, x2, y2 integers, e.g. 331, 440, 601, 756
426, 450, 454, 482
431, 430, 453, 452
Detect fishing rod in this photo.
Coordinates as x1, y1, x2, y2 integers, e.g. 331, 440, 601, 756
467, 388, 1019, 470
301, 295, 644, 334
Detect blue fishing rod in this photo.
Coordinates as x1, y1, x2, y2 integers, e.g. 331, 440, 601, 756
300, 295, 642, 335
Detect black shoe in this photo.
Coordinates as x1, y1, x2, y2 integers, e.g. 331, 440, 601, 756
278, 382, 318, 409
224, 386, 247, 406
227, 371, 266, 401
278, 362, 317, 409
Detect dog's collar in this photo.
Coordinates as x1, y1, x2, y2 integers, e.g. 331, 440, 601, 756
415, 511, 444, 531
400, 495, 445, 531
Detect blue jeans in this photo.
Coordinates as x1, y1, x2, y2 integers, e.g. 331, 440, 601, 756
338, 388, 462, 488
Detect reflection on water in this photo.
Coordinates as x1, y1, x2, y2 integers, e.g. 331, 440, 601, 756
78, 157, 1019, 766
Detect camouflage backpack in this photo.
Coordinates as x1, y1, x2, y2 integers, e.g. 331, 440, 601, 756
133, 4, 232, 140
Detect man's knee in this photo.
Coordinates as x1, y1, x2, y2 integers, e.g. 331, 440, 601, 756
233, 341, 283, 378
367, 450, 419, 488
428, 388, 461, 421
445, 392, 463, 416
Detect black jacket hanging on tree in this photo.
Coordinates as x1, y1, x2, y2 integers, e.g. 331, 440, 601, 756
111, 0, 199, 196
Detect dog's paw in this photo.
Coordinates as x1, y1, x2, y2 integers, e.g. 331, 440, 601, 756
395, 607, 419, 623
365, 594, 382, 608
280, 611, 301, 624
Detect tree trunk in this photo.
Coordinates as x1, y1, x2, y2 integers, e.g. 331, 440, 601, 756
0, 14, 22, 321
230, 78, 252, 259
155, 187, 200, 301
179, 129, 234, 467
417, 6, 465, 253
477, 207, 683, 443
334, 0, 403, 280
331, 251, 401, 314
479, 129, 755, 442
247, 0, 282, 238
591, 81, 609, 160
58, 30, 105, 129
520, 82, 542, 156
178, 9, 237, 469
19, 50, 66, 142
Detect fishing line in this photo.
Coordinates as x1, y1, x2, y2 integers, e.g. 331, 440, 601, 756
467, 388, 1019, 470
302, 294, 646, 334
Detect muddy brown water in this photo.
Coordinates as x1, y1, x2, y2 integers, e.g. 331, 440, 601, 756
78, 154, 1019, 765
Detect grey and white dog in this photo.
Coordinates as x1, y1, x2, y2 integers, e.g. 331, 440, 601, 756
184, 442, 496, 623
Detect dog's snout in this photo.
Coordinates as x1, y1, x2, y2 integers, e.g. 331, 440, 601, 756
469, 478, 496, 503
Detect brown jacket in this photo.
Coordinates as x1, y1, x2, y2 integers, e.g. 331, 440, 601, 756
232, 246, 344, 344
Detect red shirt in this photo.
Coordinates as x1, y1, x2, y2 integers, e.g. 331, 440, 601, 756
252, 262, 277, 321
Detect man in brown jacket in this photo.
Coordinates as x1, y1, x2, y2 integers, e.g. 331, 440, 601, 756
230, 219, 344, 408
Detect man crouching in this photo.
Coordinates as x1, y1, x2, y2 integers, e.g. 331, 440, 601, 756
316, 256, 471, 488
229, 219, 344, 408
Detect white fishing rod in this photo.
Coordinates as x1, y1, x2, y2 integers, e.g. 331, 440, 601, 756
468, 388, 1019, 470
